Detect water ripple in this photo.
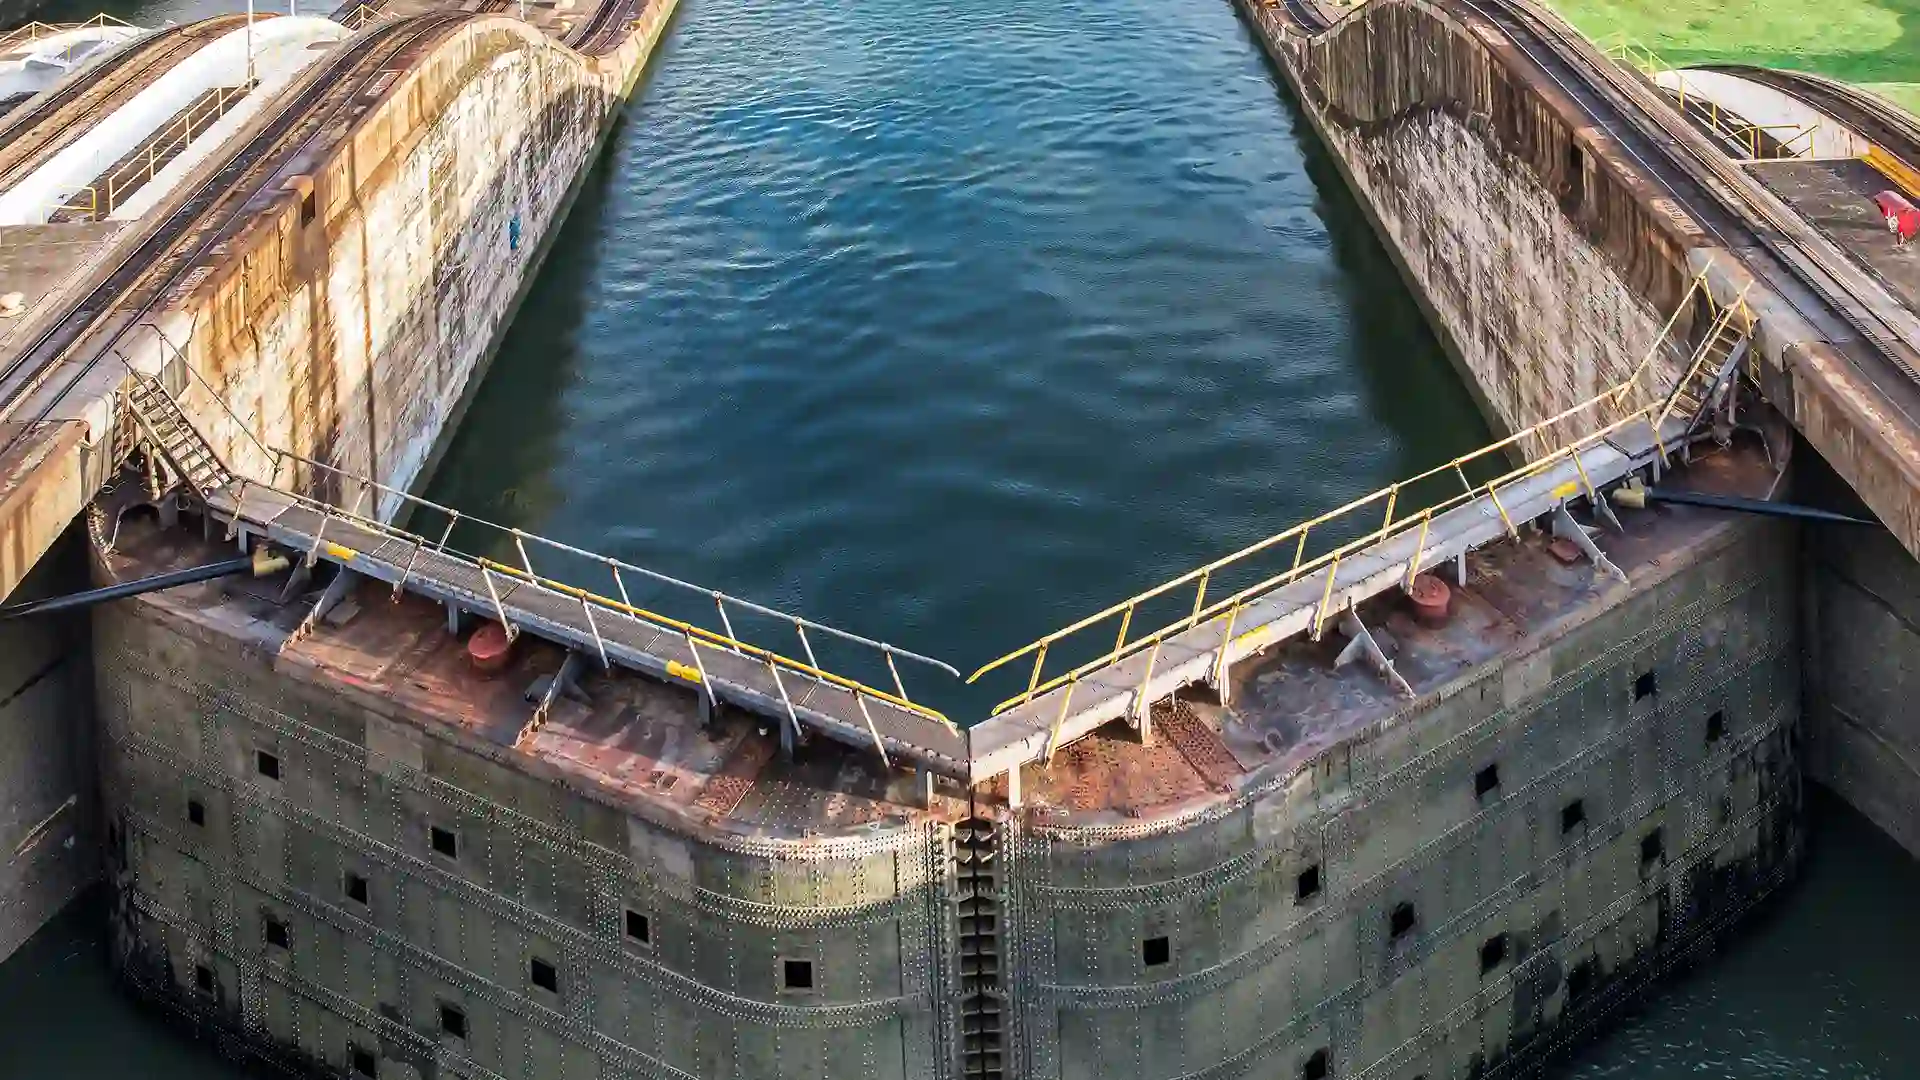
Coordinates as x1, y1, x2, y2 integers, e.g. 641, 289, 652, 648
425, 0, 1489, 712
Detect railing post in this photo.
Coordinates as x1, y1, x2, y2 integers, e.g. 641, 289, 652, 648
794, 619, 820, 671
1025, 643, 1049, 702
1311, 553, 1342, 641
1190, 569, 1211, 621
1213, 604, 1241, 706
885, 647, 909, 704
1112, 603, 1134, 655
854, 694, 891, 769
683, 631, 717, 712
580, 598, 609, 669
513, 530, 535, 578
610, 560, 632, 609
304, 505, 333, 568
480, 564, 518, 643
1043, 679, 1077, 765
1404, 511, 1433, 590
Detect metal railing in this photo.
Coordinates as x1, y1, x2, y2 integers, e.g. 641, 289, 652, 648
0, 14, 135, 47
1867, 145, 1920, 200
57, 82, 253, 221
1602, 35, 1821, 163
340, 3, 395, 31
135, 335, 961, 732
968, 264, 1753, 716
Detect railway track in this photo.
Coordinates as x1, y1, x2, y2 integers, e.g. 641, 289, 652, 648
566, 0, 641, 55
1701, 64, 1920, 171
1457, 0, 1920, 406
0, 16, 250, 194
0, 11, 472, 458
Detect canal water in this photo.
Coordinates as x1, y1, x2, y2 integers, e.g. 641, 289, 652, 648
8, 0, 1920, 1074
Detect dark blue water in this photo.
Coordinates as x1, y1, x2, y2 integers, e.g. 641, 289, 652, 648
418, 0, 1487, 713
9, 0, 1920, 1075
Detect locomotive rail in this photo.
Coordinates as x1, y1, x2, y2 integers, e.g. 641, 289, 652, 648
0, 12, 473, 458
0, 17, 251, 193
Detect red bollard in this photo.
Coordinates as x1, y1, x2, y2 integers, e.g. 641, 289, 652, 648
1871, 190, 1920, 246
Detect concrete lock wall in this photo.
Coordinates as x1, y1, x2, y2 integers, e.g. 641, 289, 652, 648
1234, 0, 1706, 450
90, 510, 1804, 1080
93, 596, 954, 1080
0, 521, 97, 961
127, 12, 667, 518
1002, 519, 1801, 1080
0, 2, 676, 964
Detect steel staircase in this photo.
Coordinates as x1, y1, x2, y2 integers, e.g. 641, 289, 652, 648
124, 374, 233, 501
1657, 287, 1754, 445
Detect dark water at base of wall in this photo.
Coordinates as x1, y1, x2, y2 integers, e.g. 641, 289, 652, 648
2, 790, 1916, 1078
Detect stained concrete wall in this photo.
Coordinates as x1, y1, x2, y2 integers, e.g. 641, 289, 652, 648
1236, 0, 1920, 866
1002, 518, 1801, 1080
1238, 0, 1707, 447
121, 6, 674, 519
0, 520, 96, 962
93, 595, 954, 1080
0, 1, 675, 964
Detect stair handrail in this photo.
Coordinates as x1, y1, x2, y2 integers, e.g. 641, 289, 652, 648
968, 261, 1748, 715
113, 348, 962, 727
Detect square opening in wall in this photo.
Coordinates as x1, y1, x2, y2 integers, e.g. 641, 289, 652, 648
1143, 936, 1170, 967
1634, 670, 1657, 701
345, 872, 369, 905
194, 965, 214, 993
1296, 864, 1321, 902
1561, 799, 1586, 834
782, 959, 814, 991
1303, 1048, 1329, 1080
1389, 902, 1417, 940
1707, 710, 1726, 744
351, 1046, 377, 1078
256, 750, 280, 780
1641, 827, 1664, 866
1474, 763, 1500, 800
1479, 932, 1508, 974
625, 909, 651, 945
188, 799, 205, 827
439, 1004, 467, 1039
430, 826, 457, 859
301, 191, 317, 226
265, 915, 289, 950
1568, 958, 1597, 1000
530, 957, 558, 993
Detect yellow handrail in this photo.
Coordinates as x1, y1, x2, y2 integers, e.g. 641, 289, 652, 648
57, 83, 251, 220
1604, 34, 1820, 163
969, 264, 1753, 716
478, 561, 952, 726
1867, 145, 1920, 200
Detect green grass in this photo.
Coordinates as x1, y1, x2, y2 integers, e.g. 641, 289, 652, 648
1544, 0, 1920, 117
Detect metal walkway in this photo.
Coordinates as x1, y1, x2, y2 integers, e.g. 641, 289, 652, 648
123, 263, 1752, 793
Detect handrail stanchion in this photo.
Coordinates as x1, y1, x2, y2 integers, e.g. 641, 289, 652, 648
480, 563, 517, 643
580, 598, 609, 669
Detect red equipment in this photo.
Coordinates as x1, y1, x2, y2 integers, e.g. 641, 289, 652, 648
1872, 190, 1920, 246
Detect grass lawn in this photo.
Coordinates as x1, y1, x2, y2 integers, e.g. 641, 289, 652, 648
1543, 0, 1920, 117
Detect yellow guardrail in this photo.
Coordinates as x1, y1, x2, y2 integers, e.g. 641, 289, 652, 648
478, 560, 947, 724
341, 3, 393, 31
219, 455, 962, 733
131, 319, 964, 741
1603, 34, 1820, 162
968, 264, 1755, 716
1867, 145, 1920, 200
0, 14, 134, 47
58, 82, 252, 220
